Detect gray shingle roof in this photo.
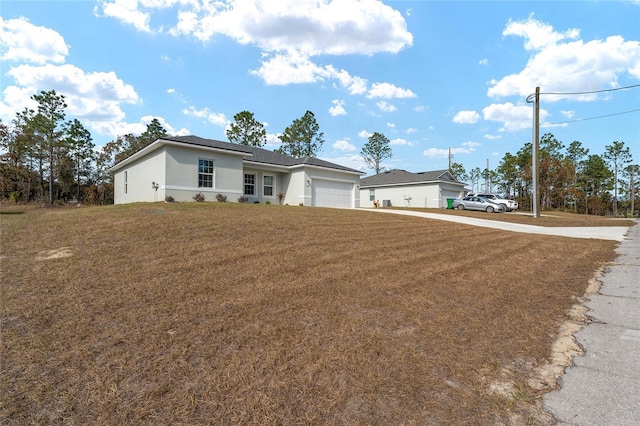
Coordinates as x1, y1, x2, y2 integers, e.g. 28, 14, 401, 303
164, 135, 362, 174
163, 135, 254, 155
360, 169, 461, 187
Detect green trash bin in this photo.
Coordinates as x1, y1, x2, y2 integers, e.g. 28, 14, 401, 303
447, 198, 454, 209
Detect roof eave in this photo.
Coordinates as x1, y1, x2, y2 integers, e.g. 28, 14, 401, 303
289, 163, 364, 175
242, 160, 291, 172
109, 138, 253, 172
359, 179, 466, 189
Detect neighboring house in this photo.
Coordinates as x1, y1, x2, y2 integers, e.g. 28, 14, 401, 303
110, 135, 363, 208
359, 169, 466, 208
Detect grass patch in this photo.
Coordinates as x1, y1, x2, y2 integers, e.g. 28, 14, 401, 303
1, 203, 622, 424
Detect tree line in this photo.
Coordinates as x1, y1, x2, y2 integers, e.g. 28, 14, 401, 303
0, 90, 171, 205
2, 89, 635, 216
449, 134, 638, 216
0, 90, 336, 205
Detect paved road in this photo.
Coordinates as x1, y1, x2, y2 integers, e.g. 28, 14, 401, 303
361, 208, 629, 241
361, 208, 639, 425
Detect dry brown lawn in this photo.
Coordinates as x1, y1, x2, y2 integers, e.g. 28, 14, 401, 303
1, 203, 623, 424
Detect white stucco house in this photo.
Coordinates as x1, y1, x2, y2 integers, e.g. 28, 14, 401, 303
110, 135, 363, 208
359, 169, 466, 208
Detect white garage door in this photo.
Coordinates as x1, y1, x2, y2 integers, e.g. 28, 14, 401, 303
312, 180, 353, 208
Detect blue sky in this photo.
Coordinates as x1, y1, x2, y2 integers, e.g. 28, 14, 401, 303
1, 0, 639, 176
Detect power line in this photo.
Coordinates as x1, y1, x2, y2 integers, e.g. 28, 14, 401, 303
541, 83, 640, 96
546, 108, 640, 125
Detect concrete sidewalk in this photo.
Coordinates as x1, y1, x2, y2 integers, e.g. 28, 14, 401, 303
542, 220, 640, 425
360, 208, 629, 241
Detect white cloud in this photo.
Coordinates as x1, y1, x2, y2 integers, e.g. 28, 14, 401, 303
0, 86, 37, 120
1, 63, 139, 133
100, 114, 190, 139
333, 139, 356, 152
250, 51, 415, 104
452, 110, 480, 124
0, 18, 147, 140
367, 82, 416, 99
182, 106, 229, 127
96, 0, 416, 97
6, 64, 135, 102
484, 134, 501, 140
489, 17, 640, 100
406, 127, 417, 134
320, 154, 368, 172
479, 58, 489, 66
423, 141, 479, 158
332, 68, 368, 95
358, 129, 372, 138
503, 15, 579, 51
462, 141, 480, 150
163, 0, 413, 55
386, 122, 395, 128
139, 115, 188, 135
264, 132, 283, 149
251, 50, 330, 85
561, 110, 575, 119
422, 148, 450, 158
482, 102, 549, 132
376, 101, 396, 112
95, 0, 155, 33
390, 138, 415, 146
0, 17, 69, 64
328, 99, 347, 116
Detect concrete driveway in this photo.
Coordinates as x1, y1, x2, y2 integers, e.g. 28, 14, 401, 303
360, 208, 630, 242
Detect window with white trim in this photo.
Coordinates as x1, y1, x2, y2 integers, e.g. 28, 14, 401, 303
263, 175, 274, 196
124, 171, 128, 194
244, 173, 255, 195
369, 188, 375, 201
198, 159, 214, 188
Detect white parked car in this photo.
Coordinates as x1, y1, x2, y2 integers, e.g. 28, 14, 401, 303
466, 193, 518, 212
452, 196, 504, 213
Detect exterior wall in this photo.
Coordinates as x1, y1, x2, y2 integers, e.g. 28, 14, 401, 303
360, 183, 465, 208
112, 142, 362, 207
308, 167, 361, 208
286, 169, 308, 206
113, 148, 166, 204
241, 167, 285, 204
164, 145, 244, 202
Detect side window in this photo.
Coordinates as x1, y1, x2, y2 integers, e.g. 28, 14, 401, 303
124, 171, 128, 194
263, 175, 274, 196
244, 173, 255, 195
198, 159, 214, 188
369, 189, 375, 201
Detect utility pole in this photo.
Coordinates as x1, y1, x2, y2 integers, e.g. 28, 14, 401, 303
631, 168, 636, 217
448, 147, 452, 171
486, 158, 490, 193
527, 87, 540, 218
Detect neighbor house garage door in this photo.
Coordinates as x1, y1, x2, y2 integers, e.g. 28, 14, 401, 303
312, 180, 353, 208
441, 190, 461, 208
